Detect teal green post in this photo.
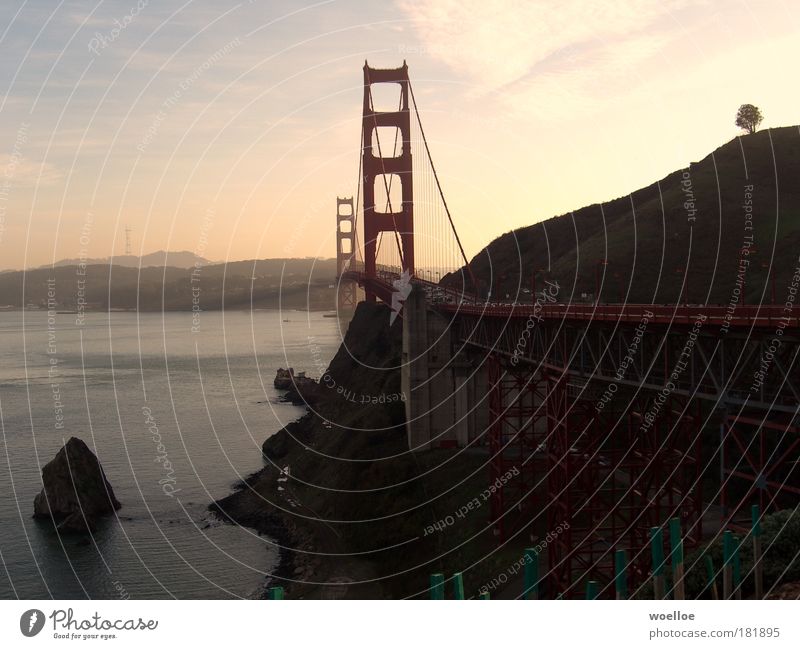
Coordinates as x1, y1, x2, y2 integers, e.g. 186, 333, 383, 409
751, 504, 762, 537
670, 518, 685, 599
523, 548, 540, 600
586, 580, 599, 600
723, 530, 734, 599
479, 591, 490, 600
650, 526, 666, 599
732, 535, 742, 599
723, 531, 734, 567
430, 573, 445, 600
453, 572, 465, 600
614, 550, 628, 600
267, 586, 284, 600
669, 518, 684, 570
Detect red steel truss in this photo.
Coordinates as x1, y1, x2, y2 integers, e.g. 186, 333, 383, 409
487, 356, 549, 540
543, 372, 703, 597
486, 356, 703, 597
721, 412, 800, 530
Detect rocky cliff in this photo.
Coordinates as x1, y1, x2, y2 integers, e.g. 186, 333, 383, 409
212, 302, 492, 598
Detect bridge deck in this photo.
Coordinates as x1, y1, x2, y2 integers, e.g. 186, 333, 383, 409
342, 270, 799, 329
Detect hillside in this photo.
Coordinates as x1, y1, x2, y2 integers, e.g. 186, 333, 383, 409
0, 257, 338, 311
454, 126, 800, 305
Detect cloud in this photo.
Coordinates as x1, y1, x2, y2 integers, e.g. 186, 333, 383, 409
396, 0, 706, 117
0, 155, 62, 186
398, 0, 698, 84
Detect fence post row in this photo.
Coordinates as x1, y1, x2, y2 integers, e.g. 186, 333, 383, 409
428, 507, 764, 602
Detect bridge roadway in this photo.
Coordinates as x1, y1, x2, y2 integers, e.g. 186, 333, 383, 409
344, 268, 799, 328
342, 268, 799, 414
343, 266, 799, 412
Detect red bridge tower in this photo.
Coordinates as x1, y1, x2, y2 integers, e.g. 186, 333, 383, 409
362, 61, 414, 301
336, 196, 357, 311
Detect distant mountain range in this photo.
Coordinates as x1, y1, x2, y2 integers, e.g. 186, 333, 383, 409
42, 250, 210, 270
0, 257, 339, 311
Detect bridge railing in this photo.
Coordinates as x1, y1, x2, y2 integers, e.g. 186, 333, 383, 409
437, 301, 798, 328
339, 264, 798, 328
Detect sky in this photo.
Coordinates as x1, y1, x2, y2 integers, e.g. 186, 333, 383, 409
1, 0, 799, 270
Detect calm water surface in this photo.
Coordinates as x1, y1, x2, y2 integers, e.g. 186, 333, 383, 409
0, 309, 343, 599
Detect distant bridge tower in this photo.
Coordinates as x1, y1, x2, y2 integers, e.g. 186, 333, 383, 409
336, 196, 357, 311
362, 61, 414, 302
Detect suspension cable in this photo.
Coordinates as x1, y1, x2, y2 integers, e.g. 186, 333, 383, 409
353, 119, 363, 266
408, 79, 477, 292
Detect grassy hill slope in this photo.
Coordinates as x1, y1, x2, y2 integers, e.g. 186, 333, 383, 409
456, 126, 800, 305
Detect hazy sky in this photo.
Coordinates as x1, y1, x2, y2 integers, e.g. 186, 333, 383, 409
1, 0, 799, 269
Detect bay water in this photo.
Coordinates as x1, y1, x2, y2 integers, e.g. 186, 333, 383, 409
0, 309, 343, 599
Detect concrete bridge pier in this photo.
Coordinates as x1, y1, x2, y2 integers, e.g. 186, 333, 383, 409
402, 286, 487, 450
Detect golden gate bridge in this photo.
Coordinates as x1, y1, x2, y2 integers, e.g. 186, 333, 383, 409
335, 61, 799, 597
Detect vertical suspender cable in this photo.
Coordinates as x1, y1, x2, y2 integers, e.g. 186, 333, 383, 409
408, 79, 477, 293
353, 120, 363, 266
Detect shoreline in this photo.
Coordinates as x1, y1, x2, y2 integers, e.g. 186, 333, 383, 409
209, 471, 299, 597
209, 467, 321, 598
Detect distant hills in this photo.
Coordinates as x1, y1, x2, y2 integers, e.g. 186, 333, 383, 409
452, 126, 800, 305
41, 250, 209, 270
0, 257, 339, 311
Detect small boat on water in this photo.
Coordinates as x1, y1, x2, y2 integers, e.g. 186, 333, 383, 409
322, 313, 338, 318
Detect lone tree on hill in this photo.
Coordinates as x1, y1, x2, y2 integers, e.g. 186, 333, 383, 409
735, 103, 763, 134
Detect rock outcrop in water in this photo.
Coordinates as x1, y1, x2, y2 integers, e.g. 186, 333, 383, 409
280, 376, 322, 406
33, 437, 121, 533
273, 368, 295, 390
273, 367, 322, 406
